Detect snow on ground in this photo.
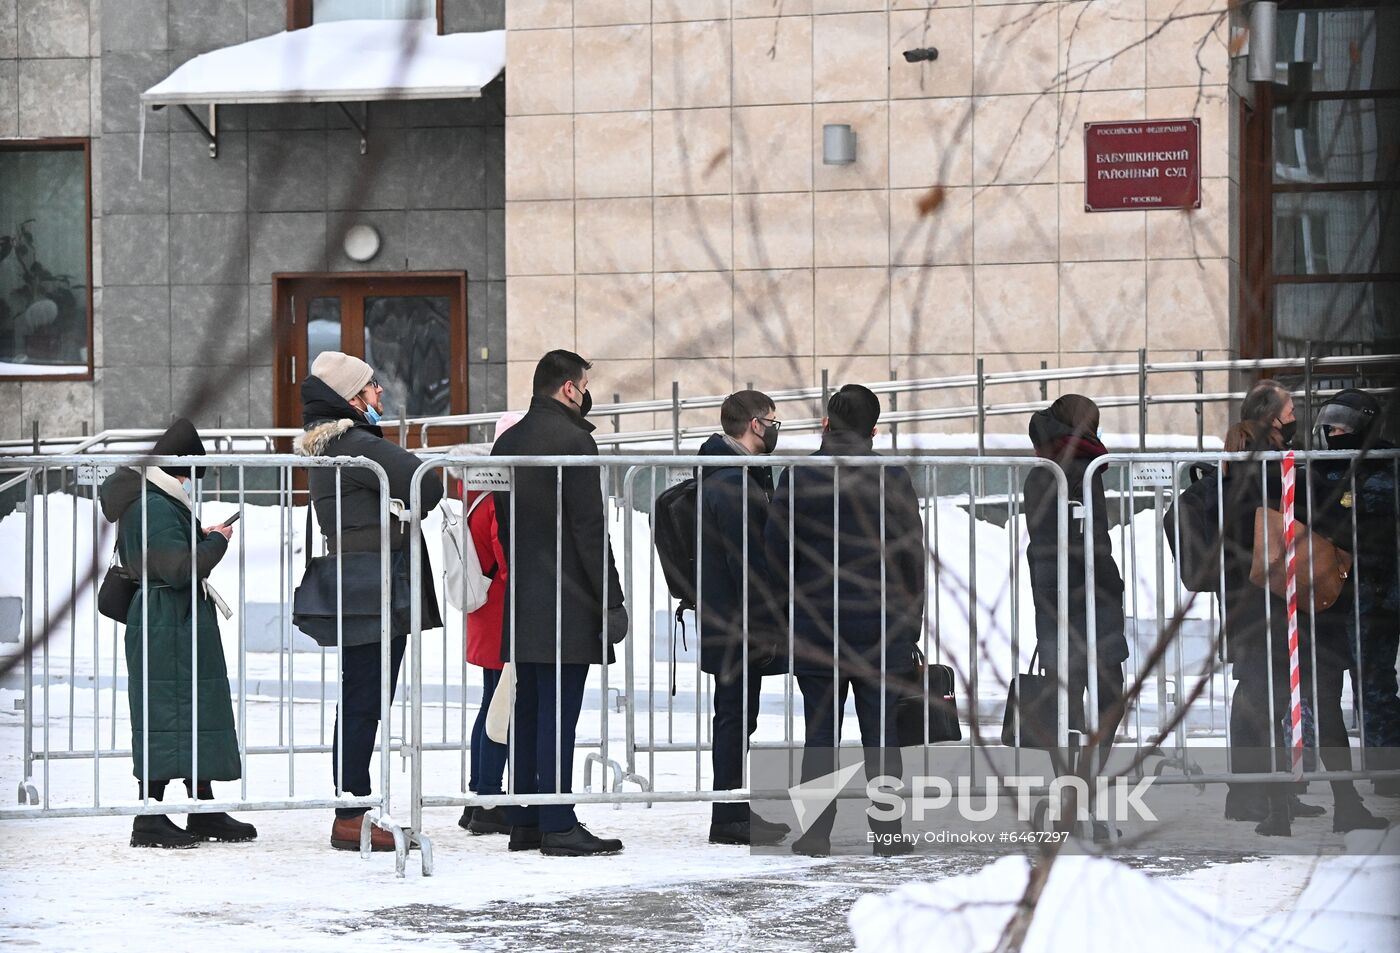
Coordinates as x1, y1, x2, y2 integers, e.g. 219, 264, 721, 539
850, 829, 1400, 953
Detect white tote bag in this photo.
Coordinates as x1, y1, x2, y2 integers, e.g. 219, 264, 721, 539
441, 493, 492, 613
486, 662, 514, 743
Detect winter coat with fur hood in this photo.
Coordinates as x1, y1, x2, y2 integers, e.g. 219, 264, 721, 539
294, 375, 444, 638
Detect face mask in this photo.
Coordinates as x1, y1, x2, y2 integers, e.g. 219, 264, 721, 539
365, 405, 382, 425
570, 385, 592, 418
180, 478, 194, 498
1279, 419, 1298, 447
760, 421, 779, 454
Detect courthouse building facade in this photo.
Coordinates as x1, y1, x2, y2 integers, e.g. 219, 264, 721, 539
1, 1, 1394, 440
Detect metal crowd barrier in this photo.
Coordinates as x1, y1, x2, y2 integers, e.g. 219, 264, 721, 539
0, 453, 421, 873
401, 454, 1074, 850
1081, 448, 1400, 796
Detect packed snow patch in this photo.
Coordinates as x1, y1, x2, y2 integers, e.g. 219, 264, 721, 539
849, 828, 1400, 953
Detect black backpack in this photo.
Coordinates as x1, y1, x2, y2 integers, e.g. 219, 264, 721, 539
653, 476, 699, 612
651, 477, 700, 695
1164, 464, 1223, 594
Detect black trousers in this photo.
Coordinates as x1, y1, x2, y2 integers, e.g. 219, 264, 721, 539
510, 662, 589, 833
712, 665, 763, 824
797, 673, 903, 841
1229, 642, 1360, 806
1042, 657, 1126, 772
332, 636, 406, 819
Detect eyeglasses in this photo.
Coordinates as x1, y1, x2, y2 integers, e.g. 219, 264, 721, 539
756, 417, 781, 430
366, 377, 382, 391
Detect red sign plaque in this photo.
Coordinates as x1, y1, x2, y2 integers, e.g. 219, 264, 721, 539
1084, 118, 1201, 212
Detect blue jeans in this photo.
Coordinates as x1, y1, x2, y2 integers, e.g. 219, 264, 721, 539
509, 662, 589, 833
470, 666, 509, 796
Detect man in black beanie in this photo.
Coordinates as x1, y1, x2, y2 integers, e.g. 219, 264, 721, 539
765, 384, 926, 857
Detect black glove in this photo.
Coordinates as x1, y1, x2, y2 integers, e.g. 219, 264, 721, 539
606, 603, 629, 644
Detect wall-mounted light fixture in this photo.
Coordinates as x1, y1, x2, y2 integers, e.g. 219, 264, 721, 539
1247, 1, 1277, 83
343, 224, 381, 263
822, 124, 857, 165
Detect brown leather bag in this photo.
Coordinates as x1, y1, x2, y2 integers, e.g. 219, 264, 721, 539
1249, 507, 1353, 612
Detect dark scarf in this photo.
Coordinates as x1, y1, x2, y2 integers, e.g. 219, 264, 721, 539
300, 375, 382, 437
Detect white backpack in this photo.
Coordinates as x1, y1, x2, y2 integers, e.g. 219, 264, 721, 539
441, 493, 493, 613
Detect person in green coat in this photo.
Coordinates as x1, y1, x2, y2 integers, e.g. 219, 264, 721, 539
99, 419, 257, 849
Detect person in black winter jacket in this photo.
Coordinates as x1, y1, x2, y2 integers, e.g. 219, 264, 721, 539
1217, 417, 1388, 837
1305, 389, 1398, 813
490, 349, 627, 857
696, 390, 790, 847
766, 384, 926, 857
294, 351, 443, 852
1021, 396, 1128, 771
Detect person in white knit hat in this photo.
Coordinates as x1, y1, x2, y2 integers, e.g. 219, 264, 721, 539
294, 351, 444, 852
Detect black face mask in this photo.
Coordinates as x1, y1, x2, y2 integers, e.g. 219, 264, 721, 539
1319, 429, 1362, 451
760, 421, 779, 454
571, 386, 592, 418
1279, 419, 1298, 447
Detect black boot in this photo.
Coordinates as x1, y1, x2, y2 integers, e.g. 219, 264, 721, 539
1254, 792, 1292, 837
131, 814, 199, 849
1224, 789, 1269, 822
187, 811, 258, 842
1333, 798, 1390, 834
539, 824, 623, 857
791, 830, 831, 857
1289, 795, 1326, 818
467, 806, 512, 835
457, 806, 476, 830
508, 826, 542, 852
183, 781, 257, 842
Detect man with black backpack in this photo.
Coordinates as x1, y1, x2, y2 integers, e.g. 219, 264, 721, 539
693, 390, 791, 846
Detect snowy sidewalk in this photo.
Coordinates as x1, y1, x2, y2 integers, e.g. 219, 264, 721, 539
0, 800, 1351, 953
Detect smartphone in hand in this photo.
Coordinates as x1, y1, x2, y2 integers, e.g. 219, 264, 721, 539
221, 511, 241, 527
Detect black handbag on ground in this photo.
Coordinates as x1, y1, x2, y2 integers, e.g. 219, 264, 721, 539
1001, 648, 1061, 750
897, 646, 962, 745
291, 506, 413, 648
97, 541, 139, 624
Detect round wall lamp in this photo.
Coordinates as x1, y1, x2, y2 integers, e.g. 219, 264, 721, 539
343, 224, 382, 263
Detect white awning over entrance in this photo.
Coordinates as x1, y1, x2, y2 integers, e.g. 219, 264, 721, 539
141, 19, 504, 107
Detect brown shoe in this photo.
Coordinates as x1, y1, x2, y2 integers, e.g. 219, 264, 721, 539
331, 815, 396, 852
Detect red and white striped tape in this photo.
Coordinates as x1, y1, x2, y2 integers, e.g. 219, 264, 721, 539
1282, 450, 1304, 779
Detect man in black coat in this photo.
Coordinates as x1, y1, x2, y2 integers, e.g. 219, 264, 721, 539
1021, 397, 1128, 766
696, 390, 791, 846
765, 385, 926, 856
491, 350, 627, 857
294, 351, 443, 852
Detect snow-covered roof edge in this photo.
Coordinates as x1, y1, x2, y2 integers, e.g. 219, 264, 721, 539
140, 20, 505, 107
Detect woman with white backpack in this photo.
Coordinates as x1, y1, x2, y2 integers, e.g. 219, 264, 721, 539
448, 412, 521, 835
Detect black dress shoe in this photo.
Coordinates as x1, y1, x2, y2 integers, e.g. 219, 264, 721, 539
468, 806, 512, 836
186, 811, 258, 842
1289, 796, 1325, 818
1333, 799, 1389, 834
508, 826, 542, 852
709, 821, 752, 845
791, 831, 830, 857
131, 814, 199, 849
873, 837, 914, 857
540, 824, 623, 857
457, 806, 476, 830
709, 819, 787, 846
1224, 793, 1269, 822
749, 812, 792, 840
